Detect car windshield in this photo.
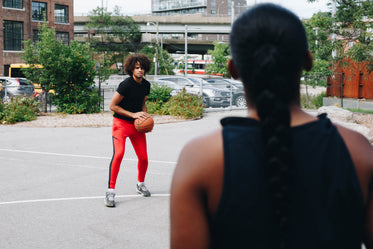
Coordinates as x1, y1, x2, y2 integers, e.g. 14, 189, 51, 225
187, 77, 213, 87
18, 78, 32, 85
206, 79, 235, 89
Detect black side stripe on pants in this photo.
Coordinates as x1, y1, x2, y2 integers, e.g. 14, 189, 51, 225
108, 136, 118, 188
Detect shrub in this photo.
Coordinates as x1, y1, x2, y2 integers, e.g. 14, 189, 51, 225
53, 89, 102, 114
148, 84, 173, 103
0, 97, 39, 124
301, 92, 326, 109
161, 89, 203, 119
146, 101, 163, 114
147, 89, 203, 119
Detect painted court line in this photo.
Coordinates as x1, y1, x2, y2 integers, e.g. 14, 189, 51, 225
0, 194, 170, 206
0, 148, 176, 165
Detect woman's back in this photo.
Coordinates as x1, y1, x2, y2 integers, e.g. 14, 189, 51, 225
210, 115, 364, 249
170, 3, 373, 249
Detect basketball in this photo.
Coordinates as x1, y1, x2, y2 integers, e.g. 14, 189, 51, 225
134, 116, 154, 133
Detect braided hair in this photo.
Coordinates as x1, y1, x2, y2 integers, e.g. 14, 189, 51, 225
229, 4, 309, 249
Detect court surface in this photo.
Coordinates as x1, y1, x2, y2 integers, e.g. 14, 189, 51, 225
0, 110, 246, 249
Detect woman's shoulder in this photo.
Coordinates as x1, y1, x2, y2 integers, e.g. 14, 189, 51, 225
174, 129, 223, 184
336, 123, 373, 202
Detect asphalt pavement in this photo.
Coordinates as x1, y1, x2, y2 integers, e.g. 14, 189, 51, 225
0, 110, 247, 249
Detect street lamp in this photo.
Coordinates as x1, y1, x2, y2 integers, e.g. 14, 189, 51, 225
147, 21, 159, 77
185, 25, 188, 76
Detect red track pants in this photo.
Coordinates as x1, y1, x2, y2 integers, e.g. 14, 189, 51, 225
108, 117, 148, 189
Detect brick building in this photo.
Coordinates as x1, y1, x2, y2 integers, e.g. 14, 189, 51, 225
0, 0, 74, 76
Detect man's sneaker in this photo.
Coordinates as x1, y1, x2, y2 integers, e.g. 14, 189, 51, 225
104, 191, 115, 207
137, 183, 151, 197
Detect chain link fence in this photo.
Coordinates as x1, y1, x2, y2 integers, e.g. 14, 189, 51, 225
98, 77, 248, 112
0, 84, 35, 102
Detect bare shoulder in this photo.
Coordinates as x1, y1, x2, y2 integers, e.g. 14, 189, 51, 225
335, 123, 373, 159
335, 123, 373, 202
172, 129, 224, 187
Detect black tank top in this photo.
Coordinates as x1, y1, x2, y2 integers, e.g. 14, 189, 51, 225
210, 114, 364, 249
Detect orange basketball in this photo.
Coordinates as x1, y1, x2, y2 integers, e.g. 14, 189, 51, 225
134, 116, 154, 133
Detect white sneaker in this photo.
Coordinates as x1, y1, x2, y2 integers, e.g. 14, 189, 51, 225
137, 183, 151, 197
104, 191, 115, 207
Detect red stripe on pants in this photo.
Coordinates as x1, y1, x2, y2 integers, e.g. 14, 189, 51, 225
108, 117, 148, 189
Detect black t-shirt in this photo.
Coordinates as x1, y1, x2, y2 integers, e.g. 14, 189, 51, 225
113, 76, 150, 121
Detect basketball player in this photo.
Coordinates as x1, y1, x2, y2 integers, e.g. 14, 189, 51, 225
105, 54, 152, 207
170, 4, 373, 248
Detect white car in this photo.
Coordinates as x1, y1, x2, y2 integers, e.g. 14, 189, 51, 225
0, 77, 35, 102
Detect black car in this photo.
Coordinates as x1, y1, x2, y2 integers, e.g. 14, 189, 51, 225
204, 78, 246, 107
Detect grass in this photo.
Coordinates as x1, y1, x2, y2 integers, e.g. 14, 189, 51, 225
345, 108, 373, 114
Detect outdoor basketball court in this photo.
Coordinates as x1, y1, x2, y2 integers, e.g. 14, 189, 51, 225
0, 110, 246, 249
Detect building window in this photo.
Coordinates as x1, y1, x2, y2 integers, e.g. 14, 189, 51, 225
56, 32, 69, 45
32, 1, 47, 21
32, 29, 40, 43
3, 0, 23, 8
3, 20, 23, 51
55, 4, 68, 23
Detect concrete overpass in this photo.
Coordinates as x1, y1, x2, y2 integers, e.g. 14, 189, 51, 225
74, 15, 232, 54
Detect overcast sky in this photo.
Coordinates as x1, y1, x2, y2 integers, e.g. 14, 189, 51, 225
74, 0, 330, 19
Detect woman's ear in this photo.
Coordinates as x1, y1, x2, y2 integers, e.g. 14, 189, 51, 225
228, 59, 240, 79
303, 51, 313, 72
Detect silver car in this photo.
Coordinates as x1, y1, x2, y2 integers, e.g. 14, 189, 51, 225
156, 76, 231, 108
204, 78, 247, 107
0, 77, 35, 102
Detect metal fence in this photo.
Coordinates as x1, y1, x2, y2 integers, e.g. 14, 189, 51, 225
1, 76, 247, 112
0, 85, 35, 102
99, 78, 248, 112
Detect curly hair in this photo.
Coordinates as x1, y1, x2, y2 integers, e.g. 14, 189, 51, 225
230, 4, 309, 249
124, 53, 152, 76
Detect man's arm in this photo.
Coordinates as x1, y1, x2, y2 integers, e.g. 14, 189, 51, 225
142, 96, 147, 113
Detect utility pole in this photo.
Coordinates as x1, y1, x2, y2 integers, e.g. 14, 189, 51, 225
185, 25, 188, 76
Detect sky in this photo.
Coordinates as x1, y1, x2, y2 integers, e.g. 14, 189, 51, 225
74, 0, 330, 19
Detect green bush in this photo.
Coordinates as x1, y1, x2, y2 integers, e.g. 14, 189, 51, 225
0, 97, 39, 124
53, 89, 102, 114
301, 92, 326, 109
146, 101, 163, 114
147, 89, 203, 119
148, 84, 173, 103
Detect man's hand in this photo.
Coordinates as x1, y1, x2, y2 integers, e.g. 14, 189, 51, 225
133, 112, 150, 121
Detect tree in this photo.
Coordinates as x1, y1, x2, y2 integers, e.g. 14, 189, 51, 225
22, 23, 101, 113
205, 41, 230, 76
140, 44, 175, 75
87, 6, 142, 70
306, 0, 373, 66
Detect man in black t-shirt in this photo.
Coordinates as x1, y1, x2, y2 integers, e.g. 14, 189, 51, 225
105, 54, 152, 207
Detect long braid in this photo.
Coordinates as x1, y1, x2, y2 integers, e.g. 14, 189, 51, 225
230, 4, 309, 249
257, 90, 293, 249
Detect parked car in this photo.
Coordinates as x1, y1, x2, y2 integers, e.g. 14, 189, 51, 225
0, 77, 35, 102
152, 79, 184, 96
156, 76, 231, 108
204, 78, 247, 107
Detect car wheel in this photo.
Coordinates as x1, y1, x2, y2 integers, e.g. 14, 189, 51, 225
202, 96, 210, 108
235, 95, 246, 107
